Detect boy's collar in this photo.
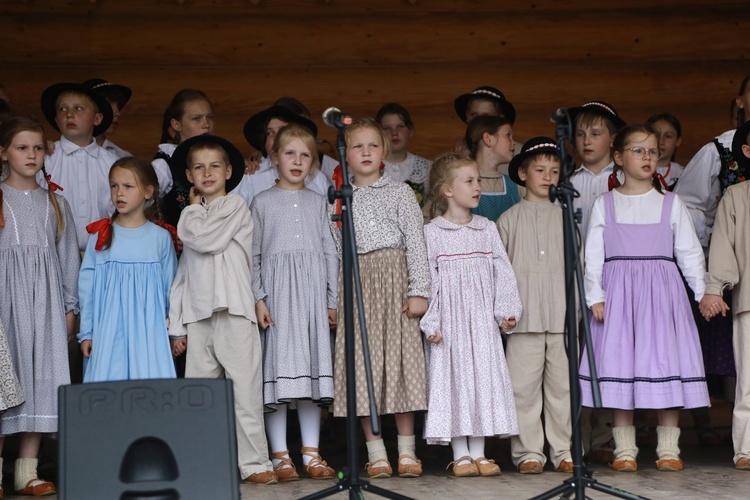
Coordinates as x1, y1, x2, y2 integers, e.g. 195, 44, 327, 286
59, 136, 100, 156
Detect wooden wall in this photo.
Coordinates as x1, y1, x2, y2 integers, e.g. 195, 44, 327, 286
1, 0, 749, 164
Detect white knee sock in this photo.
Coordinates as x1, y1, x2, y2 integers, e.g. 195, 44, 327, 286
468, 436, 486, 460
366, 438, 388, 466
297, 400, 322, 466
612, 426, 638, 460
451, 437, 471, 463
656, 426, 681, 460
265, 405, 289, 468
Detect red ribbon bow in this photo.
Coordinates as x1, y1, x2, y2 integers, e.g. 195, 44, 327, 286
153, 220, 180, 253
607, 172, 617, 191
332, 164, 344, 228
45, 174, 64, 192
86, 218, 112, 251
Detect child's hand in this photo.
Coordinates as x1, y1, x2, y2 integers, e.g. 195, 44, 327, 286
501, 316, 516, 333
81, 340, 92, 358
256, 300, 274, 329
699, 294, 730, 321
175, 238, 184, 254
403, 297, 428, 318
171, 337, 187, 357
591, 302, 605, 322
189, 187, 202, 205
427, 331, 442, 344
245, 153, 262, 175
328, 308, 338, 327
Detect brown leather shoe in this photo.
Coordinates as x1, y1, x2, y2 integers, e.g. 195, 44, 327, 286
243, 470, 279, 485
475, 457, 501, 476
271, 451, 299, 482
556, 459, 574, 473
447, 456, 479, 477
397, 454, 422, 478
611, 458, 638, 472
365, 459, 392, 479
735, 457, 750, 470
301, 447, 335, 480
15, 479, 56, 496
656, 458, 683, 471
519, 460, 543, 474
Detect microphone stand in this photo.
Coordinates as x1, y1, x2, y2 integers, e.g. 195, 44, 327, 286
531, 112, 648, 500
301, 123, 412, 500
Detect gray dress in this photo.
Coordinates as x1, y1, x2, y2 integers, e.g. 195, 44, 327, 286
0, 184, 79, 434
251, 187, 338, 409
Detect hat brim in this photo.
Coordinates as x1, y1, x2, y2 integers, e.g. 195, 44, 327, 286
508, 146, 561, 187
92, 83, 132, 108
567, 105, 626, 132
41, 83, 114, 138
732, 121, 750, 171
243, 105, 318, 156
170, 135, 246, 194
454, 93, 516, 125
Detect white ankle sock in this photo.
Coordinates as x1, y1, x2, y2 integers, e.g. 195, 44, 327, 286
451, 437, 471, 463
397, 435, 417, 464
366, 439, 388, 465
15, 458, 40, 491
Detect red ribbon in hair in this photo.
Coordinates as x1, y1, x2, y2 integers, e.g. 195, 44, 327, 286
45, 174, 64, 192
332, 164, 344, 228
607, 172, 617, 191
153, 220, 180, 253
86, 218, 113, 251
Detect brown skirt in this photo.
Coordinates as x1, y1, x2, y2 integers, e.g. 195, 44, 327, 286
332, 248, 427, 417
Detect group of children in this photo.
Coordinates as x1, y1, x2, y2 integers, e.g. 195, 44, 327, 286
0, 75, 749, 496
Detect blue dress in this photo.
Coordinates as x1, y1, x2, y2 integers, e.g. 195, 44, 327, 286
78, 221, 178, 382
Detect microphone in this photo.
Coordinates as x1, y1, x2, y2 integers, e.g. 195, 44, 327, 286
550, 107, 569, 123
322, 107, 353, 129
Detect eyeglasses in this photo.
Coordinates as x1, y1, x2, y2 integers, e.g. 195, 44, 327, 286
624, 147, 661, 160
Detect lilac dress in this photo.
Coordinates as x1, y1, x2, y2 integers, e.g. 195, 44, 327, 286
579, 192, 709, 410
421, 216, 522, 444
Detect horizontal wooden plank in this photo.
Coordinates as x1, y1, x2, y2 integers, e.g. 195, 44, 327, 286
2, 0, 748, 16
1, 12, 747, 67
3, 61, 741, 164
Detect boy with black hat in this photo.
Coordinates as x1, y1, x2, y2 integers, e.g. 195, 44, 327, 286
83, 78, 132, 159
168, 135, 277, 485
497, 138, 573, 474
232, 104, 330, 206
40, 81, 118, 250
700, 120, 750, 471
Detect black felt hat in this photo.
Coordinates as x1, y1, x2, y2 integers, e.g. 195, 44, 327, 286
243, 105, 318, 156
567, 101, 626, 131
82, 78, 132, 109
41, 82, 114, 137
454, 86, 517, 125
508, 137, 561, 186
732, 120, 750, 172
170, 135, 246, 193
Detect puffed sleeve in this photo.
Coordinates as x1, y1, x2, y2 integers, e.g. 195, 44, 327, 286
250, 198, 267, 303
490, 225, 522, 333
320, 196, 339, 309
168, 257, 188, 338
396, 185, 430, 298
160, 228, 178, 320
56, 196, 80, 314
705, 187, 740, 297
76, 235, 97, 343
584, 196, 607, 307
419, 225, 441, 338
674, 141, 722, 247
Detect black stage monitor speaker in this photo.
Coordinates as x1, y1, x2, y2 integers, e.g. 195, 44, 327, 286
58, 379, 240, 500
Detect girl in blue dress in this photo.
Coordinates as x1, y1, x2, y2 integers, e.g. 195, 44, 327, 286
465, 115, 521, 222
78, 157, 178, 382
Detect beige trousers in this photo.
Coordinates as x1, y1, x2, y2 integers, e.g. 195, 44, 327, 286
734, 312, 750, 463
186, 310, 272, 479
506, 332, 572, 468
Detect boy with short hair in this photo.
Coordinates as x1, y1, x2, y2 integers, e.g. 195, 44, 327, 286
569, 101, 626, 242
699, 120, 750, 471
168, 135, 277, 485
497, 138, 573, 474
40, 82, 118, 250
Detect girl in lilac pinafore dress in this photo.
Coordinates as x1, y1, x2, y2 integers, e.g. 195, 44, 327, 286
580, 124, 709, 472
